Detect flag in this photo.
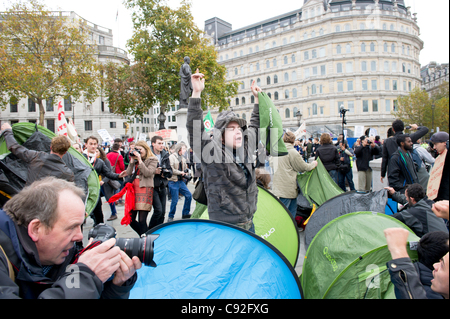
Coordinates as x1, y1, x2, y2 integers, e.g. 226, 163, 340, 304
294, 121, 306, 139
56, 100, 68, 137
203, 110, 214, 133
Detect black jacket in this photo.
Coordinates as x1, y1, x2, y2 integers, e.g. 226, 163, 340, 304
3, 129, 74, 185
381, 126, 429, 178
0, 210, 136, 299
315, 143, 340, 171
151, 147, 173, 188
83, 154, 119, 181
388, 148, 419, 193
354, 144, 380, 171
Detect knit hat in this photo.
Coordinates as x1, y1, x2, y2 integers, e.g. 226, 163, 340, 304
430, 132, 449, 144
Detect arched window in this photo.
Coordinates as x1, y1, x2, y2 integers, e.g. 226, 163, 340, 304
336, 45, 342, 54
273, 58, 277, 67
311, 84, 317, 94
251, 96, 255, 104
234, 68, 238, 75
284, 56, 288, 64
346, 43, 351, 53
292, 88, 298, 98
370, 42, 375, 52
284, 72, 289, 82
266, 60, 270, 69
267, 92, 272, 99
293, 107, 298, 117
384, 43, 388, 52
235, 98, 239, 106
361, 42, 366, 52
312, 103, 318, 115
249, 64, 253, 72
285, 89, 290, 99
291, 54, 296, 63
257, 78, 261, 86
285, 108, 290, 118
391, 43, 395, 53
274, 74, 278, 84
242, 97, 246, 105
267, 76, 271, 85
274, 92, 279, 100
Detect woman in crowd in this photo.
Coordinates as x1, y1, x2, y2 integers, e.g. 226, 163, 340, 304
125, 141, 158, 235
315, 133, 340, 183
96, 147, 118, 221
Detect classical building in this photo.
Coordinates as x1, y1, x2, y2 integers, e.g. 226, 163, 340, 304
205, 0, 424, 138
0, 11, 130, 143
421, 62, 449, 97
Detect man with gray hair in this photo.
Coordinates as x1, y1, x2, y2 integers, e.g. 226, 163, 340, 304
0, 177, 141, 299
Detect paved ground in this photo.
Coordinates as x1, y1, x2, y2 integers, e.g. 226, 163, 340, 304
82, 165, 359, 278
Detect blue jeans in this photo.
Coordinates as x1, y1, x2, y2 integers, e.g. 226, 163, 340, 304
338, 169, 356, 192
168, 180, 192, 218
279, 197, 297, 218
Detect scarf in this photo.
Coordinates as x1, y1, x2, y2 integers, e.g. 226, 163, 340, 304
398, 148, 419, 185
108, 183, 135, 226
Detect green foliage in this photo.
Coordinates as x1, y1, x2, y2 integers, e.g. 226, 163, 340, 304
125, 0, 238, 113
0, 0, 101, 125
394, 83, 449, 133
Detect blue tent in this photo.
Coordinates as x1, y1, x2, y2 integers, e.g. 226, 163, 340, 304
130, 220, 301, 299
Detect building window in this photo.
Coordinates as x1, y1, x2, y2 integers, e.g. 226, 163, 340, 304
291, 54, 296, 63
46, 98, 54, 112
370, 42, 375, 52
285, 108, 290, 118
274, 92, 279, 100
371, 80, 377, 90
99, 36, 105, 45
347, 80, 354, 91
304, 51, 309, 60
363, 100, 369, 112
64, 97, 72, 112
372, 100, 378, 112
284, 73, 289, 82
10, 97, 18, 113
393, 80, 398, 91
384, 61, 390, 72
337, 63, 343, 73
312, 49, 317, 59
110, 122, 116, 129
321, 65, 326, 75
266, 60, 270, 69
28, 98, 36, 112
346, 43, 351, 53
391, 43, 396, 53
284, 56, 288, 65
346, 62, 353, 73
385, 100, 391, 112
385, 79, 390, 90
371, 61, 377, 71
293, 88, 298, 98
85, 121, 93, 131
292, 71, 297, 81
362, 80, 368, 91
274, 75, 278, 84
361, 61, 367, 72
348, 101, 354, 113
337, 81, 343, 92
47, 119, 55, 133
273, 58, 277, 67
312, 84, 317, 94
285, 90, 290, 99
267, 76, 271, 85
336, 45, 341, 54
312, 103, 318, 115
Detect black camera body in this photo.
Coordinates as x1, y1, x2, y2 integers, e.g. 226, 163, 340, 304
88, 224, 159, 267
131, 148, 141, 157
182, 168, 192, 183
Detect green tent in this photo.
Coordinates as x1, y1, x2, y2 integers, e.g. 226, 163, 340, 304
0, 123, 99, 215
297, 157, 344, 206
300, 212, 419, 299
196, 186, 299, 267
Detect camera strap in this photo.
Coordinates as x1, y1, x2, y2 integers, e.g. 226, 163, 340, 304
72, 241, 103, 264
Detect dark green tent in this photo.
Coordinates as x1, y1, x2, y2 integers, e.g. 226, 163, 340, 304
300, 212, 419, 299
0, 123, 99, 215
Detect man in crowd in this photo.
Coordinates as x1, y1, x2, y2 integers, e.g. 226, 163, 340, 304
0, 177, 140, 299
354, 135, 380, 192
167, 143, 192, 222
149, 135, 172, 228
1, 123, 74, 185
381, 120, 428, 184
187, 70, 262, 232
384, 227, 448, 299
388, 134, 419, 194
428, 132, 449, 202
337, 140, 356, 192
385, 183, 448, 237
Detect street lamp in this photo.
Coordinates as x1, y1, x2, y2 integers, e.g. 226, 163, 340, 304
295, 110, 303, 126
157, 111, 166, 130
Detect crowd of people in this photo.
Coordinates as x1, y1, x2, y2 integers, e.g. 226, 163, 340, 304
0, 70, 448, 299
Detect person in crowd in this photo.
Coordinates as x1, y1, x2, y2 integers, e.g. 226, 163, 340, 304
305, 138, 314, 161
315, 133, 340, 184
354, 135, 380, 192
413, 138, 435, 190
337, 140, 356, 192
124, 141, 136, 169
149, 135, 172, 229
416, 231, 449, 299
167, 143, 192, 222
1, 123, 74, 185
432, 200, 449, 226
0, 177, 140, 299
96, 147, 119, 222
122, 141, 158, 236
384, 227, 449, 299
385, 183, 448, 237
83, 136, 121, 225
272, 131, 317, 217
312, 137, 320, 158
255, 168, 271, 190
428, 132, 449, 202
107, 143, 126, 207
381, 120, 428, 184
388, 134, 419, 194
72, 143, 82, 153
187, 70, 262, 232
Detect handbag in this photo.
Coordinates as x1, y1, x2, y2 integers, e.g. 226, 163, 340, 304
107, 154, 121, 190
193, 178, 207, 206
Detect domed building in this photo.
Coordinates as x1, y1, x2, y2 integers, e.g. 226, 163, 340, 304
205, 0, 423, 138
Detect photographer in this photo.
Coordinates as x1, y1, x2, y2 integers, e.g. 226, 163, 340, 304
167, 143, 192, 222
354, 135, 380, 192
149, 136, 173, 229
0, 177, 141, 299
123, 141, 158, 236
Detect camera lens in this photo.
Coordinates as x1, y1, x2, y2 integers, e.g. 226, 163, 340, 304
116, 234, 159, 267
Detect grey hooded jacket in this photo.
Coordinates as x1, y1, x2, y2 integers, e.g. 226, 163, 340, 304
187, 98, 260, 226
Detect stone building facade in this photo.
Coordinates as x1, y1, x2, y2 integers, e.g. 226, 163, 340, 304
205, 0, 424, 138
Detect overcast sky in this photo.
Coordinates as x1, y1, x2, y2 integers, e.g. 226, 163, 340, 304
1, 0, 448, 66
